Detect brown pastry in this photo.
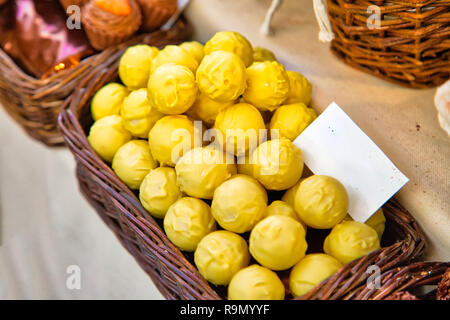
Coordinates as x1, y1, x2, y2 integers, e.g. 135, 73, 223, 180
0, 0, 92, 78
437, 268, 450, 300
60, 0, 89, 10
135, 0, 177, 32
81, 0, 142, 50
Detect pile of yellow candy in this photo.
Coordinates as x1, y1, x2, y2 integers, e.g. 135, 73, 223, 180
87, 31, 384, 300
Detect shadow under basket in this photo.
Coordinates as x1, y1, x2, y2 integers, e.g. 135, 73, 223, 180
327, 0, 450, 88
58, 62, 427, 299
0, 17, 192, 147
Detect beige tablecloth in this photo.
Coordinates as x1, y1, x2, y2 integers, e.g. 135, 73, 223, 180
0, 0, 448, 300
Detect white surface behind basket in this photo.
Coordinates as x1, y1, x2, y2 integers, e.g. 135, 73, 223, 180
0, 106, 163, 299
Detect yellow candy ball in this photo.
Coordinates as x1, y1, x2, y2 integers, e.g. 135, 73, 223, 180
151, 45, 198, 73
289, 254, 342, 297
285, 71, 312, 105
249, 215, 307, 271
269, 103, 317, 140
281, 179, 301, 207
88, 115, 131, 162
148, 115, 200, 166
237, 154, 254, 177
295, 175, 349, 229
148, 64, 198, 115
119, 45, 158, 89
194, 230, 250, 285
139, 167, 182, 219
366, 208, 386, 239
180, 41, 204, 63
175, 147, 236, 199
163, 197, 216, 252
265, 200, 307, 231
185, 92, 235, 125
121, 89, 164, 138
324, 221, 381, 264
343, 208, 386, 239
211, 175, 267, 233
243, 61, 290, 112
112, 140, 157, 190
214, 102, 266, 157
228, 265, 285, 300
196, 51, 247, 103
91, 83, 128, 121
265, 200, 297, 220
204, 31, 253, 67
252, 138, 303, 190
253, 46, 276, 62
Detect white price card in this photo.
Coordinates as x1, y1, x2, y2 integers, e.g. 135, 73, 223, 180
293, 102, 409, 222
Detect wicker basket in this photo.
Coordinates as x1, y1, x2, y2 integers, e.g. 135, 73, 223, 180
0, 17, 192, 147
327, 0, 450, 88
58, 54, 427, 299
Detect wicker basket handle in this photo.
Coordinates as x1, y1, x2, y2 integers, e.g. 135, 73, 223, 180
260, 0, 335, 41
313, 0, 334, 42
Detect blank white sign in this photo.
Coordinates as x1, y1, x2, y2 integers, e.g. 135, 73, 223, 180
293, 102, 409, 222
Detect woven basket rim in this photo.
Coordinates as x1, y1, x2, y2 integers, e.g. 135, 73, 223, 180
58, 93, 428, 300
57, 25, 427, 300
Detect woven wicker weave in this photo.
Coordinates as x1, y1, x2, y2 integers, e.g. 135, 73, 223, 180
0, 17, 191, 147
327, 0, 450, 88
349, 261, 449, 299
58, 54, 427, 299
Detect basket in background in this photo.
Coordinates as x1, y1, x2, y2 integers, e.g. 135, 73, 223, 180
327, 0, 449, 88
0, 17, 192, 147
58, 58, 427, 299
